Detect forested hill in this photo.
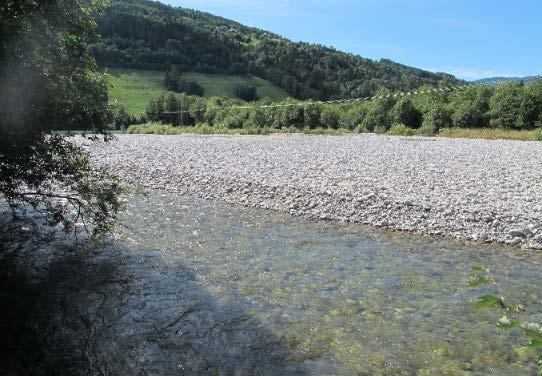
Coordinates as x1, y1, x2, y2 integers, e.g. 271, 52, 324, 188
90, 0, 460, 100
474, 76, 542, 85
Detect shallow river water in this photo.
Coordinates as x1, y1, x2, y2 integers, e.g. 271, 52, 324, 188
101, 191, 542, 375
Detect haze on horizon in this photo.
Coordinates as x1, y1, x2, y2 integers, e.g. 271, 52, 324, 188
164, 0, 541, 81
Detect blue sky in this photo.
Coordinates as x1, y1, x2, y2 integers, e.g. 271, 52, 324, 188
161, 0, 541, 80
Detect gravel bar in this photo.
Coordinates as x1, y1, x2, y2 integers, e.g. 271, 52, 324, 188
88, 134, 542, 248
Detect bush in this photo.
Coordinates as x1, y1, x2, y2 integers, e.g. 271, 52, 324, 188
248, 108, 273, 128
303, 103, 322, 128
489, 82, 523, 129
452, 104, 486, 129
273, 106, 304, 129
422, 104, 452, 133
176, 77, 205, 96
234, 84, 259, 101
389, 123, 416, 136
320, 107, 340, 129
219, 110, 249, 129
114, 105, 133, 129
340, 107, 367, 130
363, 100, 395, 132
390, 98, 422, 128
164, 66, 205, 96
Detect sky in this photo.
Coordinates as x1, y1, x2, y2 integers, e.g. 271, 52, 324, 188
160, 0, 541, 80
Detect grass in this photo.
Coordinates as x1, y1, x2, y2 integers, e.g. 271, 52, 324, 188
183, 72, 289, 101
437, 128, 542, 141
126, 122, 350, 136
104, 67, 289, 115
105, 68, 173, 115
126, 122, 542, 141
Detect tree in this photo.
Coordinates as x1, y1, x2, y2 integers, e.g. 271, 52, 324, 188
320, 106, 340, 129
165, 65, 181, 90
114, 105, 133, 129
234, 84, 259, 101
421, 103, 452, 133
339, 107, 367, 130
176, 77, 205, 97
390, 97, 422, 128
363, 89, 396, 132
303, 103, 322, 129
520, 81, 542, 128
165, 93, 179, 112
448, 85, 491, 128
0, 0, 122, 236
489, 82, 524, 129
165, 66, 205, 96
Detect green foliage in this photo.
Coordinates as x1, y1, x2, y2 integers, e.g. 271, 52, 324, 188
234, 84, 259, 101
471, 263, 488, 273
126, 122, 350, 136
466, 264, 541, 374
489, 82, 525, 129
113, 105, 135, 129
520, 81, 542, 128
421, 103, 452, 133
140, 81, 542, 134
474, 295, 505, 309
105, 68, 288, 115
303, 103, 323, 129
176, 77, 205, 97
0, 0, 122, 236
438, 127, 542, 141
275, 105, 305, 129
467, 274, 492, 288
165, 65, 205, 96
449, 86, 491, 128
339, 107, 367, 130
320, 107, 340, 129
363, 89, 396, 132
497, 315, 519, 329
391, 98, 422, 128
388, 124, 416, 136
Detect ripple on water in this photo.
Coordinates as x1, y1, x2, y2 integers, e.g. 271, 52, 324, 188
117, 191, 542, 374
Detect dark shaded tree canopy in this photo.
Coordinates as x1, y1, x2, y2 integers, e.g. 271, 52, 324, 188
0, 0, 122, 236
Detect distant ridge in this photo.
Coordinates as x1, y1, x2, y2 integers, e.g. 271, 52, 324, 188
474, 76, 542, 85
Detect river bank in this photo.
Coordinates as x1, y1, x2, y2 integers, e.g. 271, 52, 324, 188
88, 134, 542, 248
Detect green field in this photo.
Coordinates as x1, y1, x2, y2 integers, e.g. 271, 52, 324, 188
104, 68, 289, 115
183, 72, 289, 100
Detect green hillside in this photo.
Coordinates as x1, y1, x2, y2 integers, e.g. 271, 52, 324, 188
91, 0, 459, 102
182, 72, 289, 100
105, 68, 289, 115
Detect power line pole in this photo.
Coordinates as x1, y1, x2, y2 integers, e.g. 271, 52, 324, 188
176, 100, 180, 126
180, 100, 184, 126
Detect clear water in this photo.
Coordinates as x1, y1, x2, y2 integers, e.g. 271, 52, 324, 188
113, 191, 541, 375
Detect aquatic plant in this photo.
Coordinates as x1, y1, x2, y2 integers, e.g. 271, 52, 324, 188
467, 263, 542, 374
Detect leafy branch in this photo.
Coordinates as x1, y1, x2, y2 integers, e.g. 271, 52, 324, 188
467, 263, 541, 374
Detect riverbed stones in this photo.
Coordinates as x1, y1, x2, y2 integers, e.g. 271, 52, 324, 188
87, 134, 542, 249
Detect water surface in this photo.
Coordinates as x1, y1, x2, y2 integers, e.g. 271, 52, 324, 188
116, 191, 541, 375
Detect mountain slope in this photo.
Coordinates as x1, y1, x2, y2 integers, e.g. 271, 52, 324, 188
105, 68, 289, 115
91, 0, 459, 101
473, 76, 542, 85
